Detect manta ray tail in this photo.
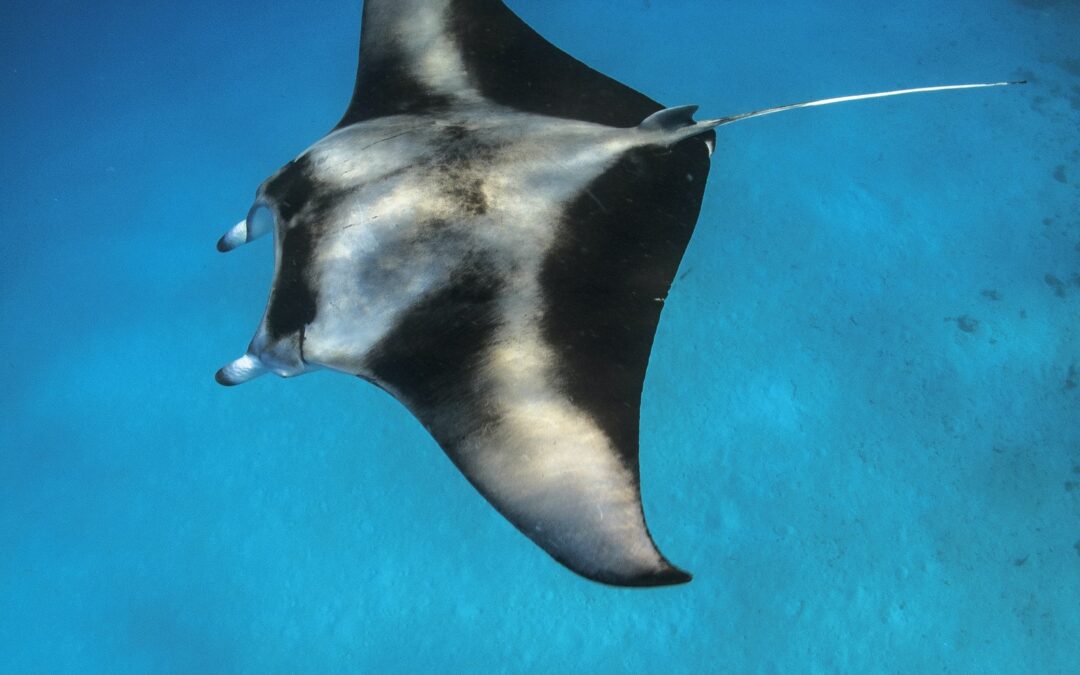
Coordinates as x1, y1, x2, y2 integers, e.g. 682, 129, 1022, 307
707, 81, 1024, 128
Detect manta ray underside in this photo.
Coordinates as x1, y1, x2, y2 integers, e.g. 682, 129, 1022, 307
216, 0, 1015, 586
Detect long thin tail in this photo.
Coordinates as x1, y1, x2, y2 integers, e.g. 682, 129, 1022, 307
707, 81, 1024, 127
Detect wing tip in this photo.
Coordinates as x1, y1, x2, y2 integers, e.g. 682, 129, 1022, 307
584, 561, 693, 588
625, 563, 693, 588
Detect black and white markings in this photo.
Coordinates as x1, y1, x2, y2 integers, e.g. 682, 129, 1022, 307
216, 0, 713, 587
216, 0, 1017, 586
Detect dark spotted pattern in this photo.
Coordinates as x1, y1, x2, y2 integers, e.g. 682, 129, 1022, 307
447, 178, 488, 216
433, 125, 495, 217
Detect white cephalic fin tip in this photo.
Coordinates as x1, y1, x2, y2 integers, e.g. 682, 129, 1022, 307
215, 353, 267, 386
217, 220, 248, 253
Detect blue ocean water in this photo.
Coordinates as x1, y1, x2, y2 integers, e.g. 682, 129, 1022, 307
2, 0, 1078, 671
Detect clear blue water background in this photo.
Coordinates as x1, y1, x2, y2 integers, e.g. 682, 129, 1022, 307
2, 0, 1078, 671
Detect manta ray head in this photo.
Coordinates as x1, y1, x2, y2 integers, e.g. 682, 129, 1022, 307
218, 156, 332, 384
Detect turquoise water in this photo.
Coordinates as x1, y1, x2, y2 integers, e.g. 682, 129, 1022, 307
2, 0, 1078, 671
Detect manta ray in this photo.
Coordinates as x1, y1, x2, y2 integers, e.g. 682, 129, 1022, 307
216, 0, 1015, 586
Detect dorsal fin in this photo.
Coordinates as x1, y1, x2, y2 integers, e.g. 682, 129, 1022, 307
639, 105, 700, 132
